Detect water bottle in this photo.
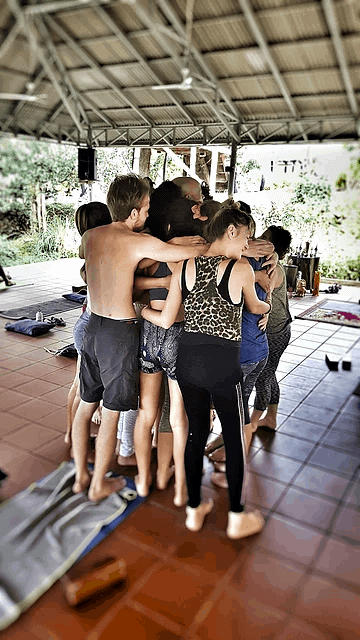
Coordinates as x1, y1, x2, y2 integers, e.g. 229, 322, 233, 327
36, 310, 43, 322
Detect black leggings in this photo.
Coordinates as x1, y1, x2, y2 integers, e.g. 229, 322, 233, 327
176, 341, 246, 513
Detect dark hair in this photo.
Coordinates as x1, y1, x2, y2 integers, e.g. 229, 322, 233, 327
106, 174, 150, 222
200, 200, 221, 222
201, 181, 212, 200
266, 225, 292, 260
165, 198, 204, 240
204, 198, 255, 243
147, 180, 182, 240
75, 201, 112, 236
238, 200, 251, 214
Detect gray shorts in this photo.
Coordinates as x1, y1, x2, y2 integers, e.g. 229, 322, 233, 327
139, 319, 183, 380
73, 308, 91, 355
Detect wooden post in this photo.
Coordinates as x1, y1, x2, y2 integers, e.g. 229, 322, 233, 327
139, 148, 151, 177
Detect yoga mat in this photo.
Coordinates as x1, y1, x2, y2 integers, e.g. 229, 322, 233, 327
0, 296, 84, 320
0, 461, 146, 631
295, 298, 360, 327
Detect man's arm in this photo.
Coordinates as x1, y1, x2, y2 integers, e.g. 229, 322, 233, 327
239, 261, 272, 315
137, 233, 208, 264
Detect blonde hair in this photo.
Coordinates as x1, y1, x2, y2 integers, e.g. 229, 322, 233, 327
107, 174, 150, 222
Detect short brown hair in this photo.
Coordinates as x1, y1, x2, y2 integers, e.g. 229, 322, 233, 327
205, 198, 255, 243
75, 201, 112, 236
107, 174, 150, 222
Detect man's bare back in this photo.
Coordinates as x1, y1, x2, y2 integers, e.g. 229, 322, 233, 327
81, 211, 207, 320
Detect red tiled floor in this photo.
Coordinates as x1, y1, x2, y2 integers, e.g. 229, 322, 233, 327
15, 378, 60, 397
256, 515, 324, 566
90, 605, 183, 640
0, 370, 34, 389
10, 397, 60, 421
0, 389, 32, 412
132, 562, 215, 628
230, 548, 304, 611
2, 423, 60, 452
195, 587, 288, 640
294, 575, 360, 640
314, 538, 360, 587
36, 434, 71, 464
0, 411, 29, 436
17, 361, 58, 379
275, 617, 334, 640
40, 386, 70, 406
37, 406, 68, 432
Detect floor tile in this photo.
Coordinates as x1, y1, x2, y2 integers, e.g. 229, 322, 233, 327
321, 428, 360, 455
345, 482, 360, 508
15, 378, 60, 397
195, 587, 288, 640
0, 371, 34, 389
45, 368, 76, 386
36, 407, 67, 432
132, 563, 214, 628
0, 355, 37, 370
263, 432, 315, 462
331, 505, 360, 543
277, 397, 301, 415
275, 487, 338, 530
308, 445, 359, 476
314, 538, 360, 586
341, 395, 360, 418
119, 503, 184, 552
275, 616, 335, 640
302, 391, 347, 413
170, 528, 239, 575
249, 450, 303, 484
92, 604, 182, 640
18, 361, 58, 379
330, 414, 359, 434
230, 548, 304, 611
245, 473, 287, 510
0, 411, 29, 436
291, 365, 327, 381
10, 397, 59, 421
40, 386, 70, 406
294, 575, 360, 640
293, 466, 350, 500
0, 389, 31, 411
279, 374, 318, 392
36, 434, 71, 464
256, 514, 324, 565
2, 423, 60, 451
279, 384, 311, 403
291, 405, 337, 426
279, 417, 326, 443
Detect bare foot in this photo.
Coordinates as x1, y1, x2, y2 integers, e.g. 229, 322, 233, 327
211, 471, 228, 489
226, 510, 265, 540
135, 473, 152, 497
257, 418, 276, 430
209, 445, 226, 463
117, 453, 137, 466
214, 461, 226, 473
173, 482, 188, 507
73, 472, 91, 494
88, 476, 126, 502
204, 434, 224, 456
185, 499, 213, 532
156, 465, 175, 490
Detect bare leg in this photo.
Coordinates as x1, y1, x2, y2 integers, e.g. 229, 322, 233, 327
156, 432, 174, 489
65, 357, 81, 444
250, 408, 264, 433
152, 407, 161, 448
134, 371, 163, 497
72, 399, 99, 493
88, 406, 126, 502
257, 403, 278, 430
168, 378, 188, 507
244, 423, 253, 455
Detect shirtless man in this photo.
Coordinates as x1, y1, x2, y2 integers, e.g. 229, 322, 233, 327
72, 174, 207, 502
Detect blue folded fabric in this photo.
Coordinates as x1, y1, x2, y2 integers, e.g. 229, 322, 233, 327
5, 319, 54, 336
62, 293, 86, 304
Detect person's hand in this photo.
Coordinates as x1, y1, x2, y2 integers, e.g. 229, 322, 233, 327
168, 235, 208, 246
257, 314, 269, 331
243, 239, 274, 260
262, 251, 279, 277
256, 269, 271, 293
140, 306, 149, 318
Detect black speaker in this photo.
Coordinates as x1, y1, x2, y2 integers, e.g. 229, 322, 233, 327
78, 147, 97, 181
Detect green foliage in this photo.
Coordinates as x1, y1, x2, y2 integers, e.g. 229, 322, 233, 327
95, 147, 133, 193
45, 203, 75, 222
320, 256, 360, 281
0, 219, 77, 267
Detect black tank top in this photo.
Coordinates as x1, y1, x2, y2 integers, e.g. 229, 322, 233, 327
181, 256, 243, 342
148, 262, 172, 302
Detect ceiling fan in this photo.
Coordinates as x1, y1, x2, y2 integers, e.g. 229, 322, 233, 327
151, 0, 216, 93
151, 66, 215, 92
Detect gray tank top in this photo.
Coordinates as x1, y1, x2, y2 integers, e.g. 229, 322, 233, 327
267, 264, 292, 334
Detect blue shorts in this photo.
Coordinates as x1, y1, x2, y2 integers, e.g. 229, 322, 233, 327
73, 308, 91, 355
139, 319, 183, 380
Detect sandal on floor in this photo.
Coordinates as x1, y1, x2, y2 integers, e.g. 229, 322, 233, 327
47, 316, 66, 327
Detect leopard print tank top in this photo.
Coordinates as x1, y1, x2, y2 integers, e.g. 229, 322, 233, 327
182, 255, 243, 342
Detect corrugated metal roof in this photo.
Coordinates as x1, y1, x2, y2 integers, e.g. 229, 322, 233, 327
0, 0, 359, 146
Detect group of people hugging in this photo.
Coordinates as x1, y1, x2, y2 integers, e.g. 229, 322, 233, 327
66, 174, 292, 541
